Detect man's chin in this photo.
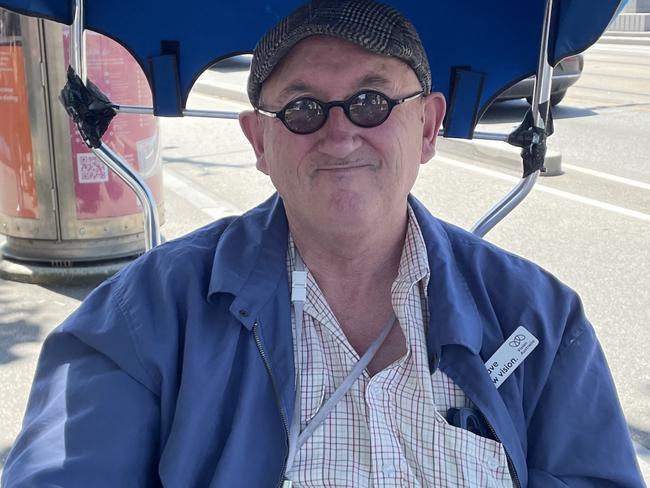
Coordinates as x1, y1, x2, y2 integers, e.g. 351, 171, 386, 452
326, 191, 372, 216
321, 200, 384, 232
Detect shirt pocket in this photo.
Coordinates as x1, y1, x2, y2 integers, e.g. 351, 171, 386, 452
433, 422, 513, 488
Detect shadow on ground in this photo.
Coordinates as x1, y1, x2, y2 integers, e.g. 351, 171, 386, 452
629, 382, 650, 450
0, 278, 95, 365
631, 424, 650, 451
41, 284, 95, 302
0, 444, 13, 469
0, 281, 42, 365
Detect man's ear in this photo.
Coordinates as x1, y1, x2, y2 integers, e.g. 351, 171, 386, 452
239, 110, 269, 174
420, 92, 446, 164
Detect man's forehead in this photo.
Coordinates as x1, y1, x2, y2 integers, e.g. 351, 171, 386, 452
263, 35, 415, 99
279, 35, 403, 69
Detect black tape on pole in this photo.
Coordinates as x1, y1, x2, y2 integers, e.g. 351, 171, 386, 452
59, 66, 117, 149
507, 107, 554, 178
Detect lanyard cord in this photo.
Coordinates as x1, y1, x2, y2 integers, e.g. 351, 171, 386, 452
285, 251, 396, 478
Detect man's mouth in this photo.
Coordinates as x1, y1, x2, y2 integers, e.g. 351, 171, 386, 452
316, 163, 373, 172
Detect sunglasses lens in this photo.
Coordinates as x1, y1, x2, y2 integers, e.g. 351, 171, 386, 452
278, 91, 395, 134
349, 92, 390, 127
284, 99, 325, 134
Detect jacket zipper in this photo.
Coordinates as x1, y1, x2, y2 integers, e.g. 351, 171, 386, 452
483, 415, 521, 488
253, 320, 291, 488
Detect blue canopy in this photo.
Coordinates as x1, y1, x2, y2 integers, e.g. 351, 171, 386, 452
0, 0, 622, 137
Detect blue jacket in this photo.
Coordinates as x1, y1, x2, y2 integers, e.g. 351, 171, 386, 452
3, 195, 643, 487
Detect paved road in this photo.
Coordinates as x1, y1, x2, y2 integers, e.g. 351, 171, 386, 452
479, 42, 650, 184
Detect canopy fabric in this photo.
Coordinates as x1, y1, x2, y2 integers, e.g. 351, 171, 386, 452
0, 0, 623, 137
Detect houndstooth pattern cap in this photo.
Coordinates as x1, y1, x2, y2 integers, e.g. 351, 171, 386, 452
247, 0, 432, 107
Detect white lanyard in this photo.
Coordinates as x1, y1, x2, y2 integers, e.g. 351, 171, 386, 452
283, 252, 396, 486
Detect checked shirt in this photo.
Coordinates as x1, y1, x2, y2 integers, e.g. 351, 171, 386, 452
285, 205, 513, 487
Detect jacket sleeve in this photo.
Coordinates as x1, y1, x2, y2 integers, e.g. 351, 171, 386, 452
526, 307, 645, 487
1, 280, 162, 488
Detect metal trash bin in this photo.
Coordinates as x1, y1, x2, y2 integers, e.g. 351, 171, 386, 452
0, 9, 163, 272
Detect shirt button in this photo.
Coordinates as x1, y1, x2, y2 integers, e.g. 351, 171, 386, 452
370, 384, 382, 397
382, 465, 396, 476
486, 456, 500, 470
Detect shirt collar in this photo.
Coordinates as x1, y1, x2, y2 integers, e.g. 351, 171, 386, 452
208, 193, 289, 329
395, 204, 431, 290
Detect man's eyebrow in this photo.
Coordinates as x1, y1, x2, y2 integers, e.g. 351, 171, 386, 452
277, 80, 312, 101
274, 74, 393, 102
356, 74, 393, 89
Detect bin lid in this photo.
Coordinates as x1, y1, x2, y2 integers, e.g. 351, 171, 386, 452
0, 0, 623, 136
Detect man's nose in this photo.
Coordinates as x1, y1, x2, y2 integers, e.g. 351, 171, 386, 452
316, 106, 363, 158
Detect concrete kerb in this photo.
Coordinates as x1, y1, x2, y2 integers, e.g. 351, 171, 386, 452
604, 30, 650, 37
598, 35, 650, 46
600, 31, 650, 45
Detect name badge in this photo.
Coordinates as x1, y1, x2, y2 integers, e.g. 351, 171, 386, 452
485, 326, 539, 389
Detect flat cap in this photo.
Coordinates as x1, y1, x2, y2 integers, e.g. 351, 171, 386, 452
247, 0, 431, 107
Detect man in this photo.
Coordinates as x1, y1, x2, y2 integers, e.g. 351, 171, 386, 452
2, 0, 644, 487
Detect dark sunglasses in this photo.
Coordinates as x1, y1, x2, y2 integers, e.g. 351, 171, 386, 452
256, 89, 424, 135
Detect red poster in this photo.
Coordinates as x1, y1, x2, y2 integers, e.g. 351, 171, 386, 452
0, 15, 38, 219
63, 28, 163, 220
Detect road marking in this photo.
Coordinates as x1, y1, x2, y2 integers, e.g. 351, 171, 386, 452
435, 156, 650, 223
163, 168, 242, 219
563, 164, 650, 191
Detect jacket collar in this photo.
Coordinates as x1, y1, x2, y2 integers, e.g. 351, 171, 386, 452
208, 193, 484, 355
208, 194, 288, 330
409, 195, 484, 355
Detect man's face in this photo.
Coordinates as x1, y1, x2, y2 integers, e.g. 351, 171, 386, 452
240, 36, 445, 234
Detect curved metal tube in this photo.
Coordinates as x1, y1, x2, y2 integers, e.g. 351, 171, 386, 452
471, 131, 510, 142
71, 0, 86, 82
471, 0, 554, 237
95, 143, 161, 250
115, 104, 240, 119
470, 172, 539, 237
70, 0, 161, 250
530, 3, 555, 130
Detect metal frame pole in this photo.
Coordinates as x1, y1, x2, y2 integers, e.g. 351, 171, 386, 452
115, 104, 240, 119
471, 0, 555, 237
69, 0, 161, 250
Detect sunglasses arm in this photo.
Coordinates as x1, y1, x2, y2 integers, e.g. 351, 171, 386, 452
255, 108, 279, 118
